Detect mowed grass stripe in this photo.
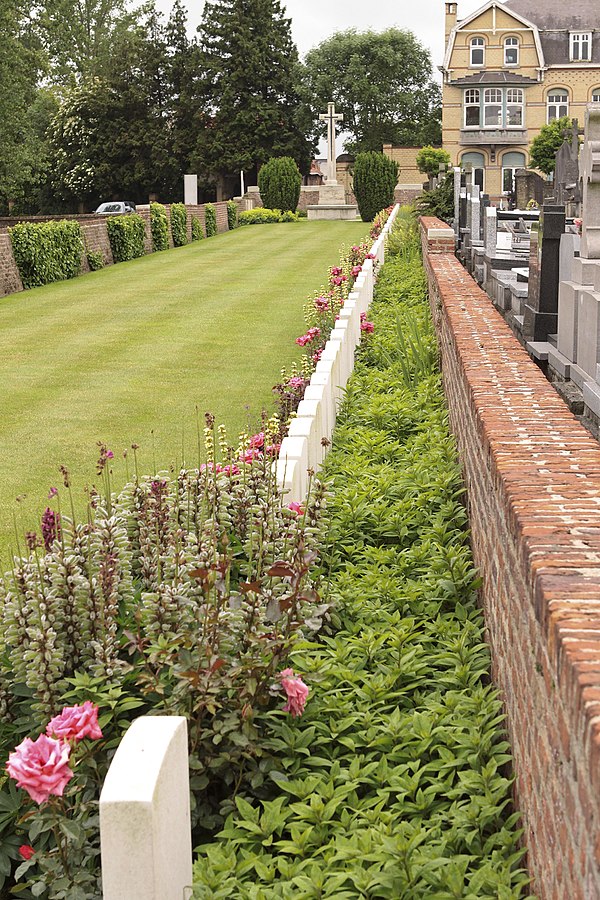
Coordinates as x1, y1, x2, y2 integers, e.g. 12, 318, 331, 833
0, 220, 367, 556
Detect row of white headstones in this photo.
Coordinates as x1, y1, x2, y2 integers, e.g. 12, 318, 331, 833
98, 204, 400, 899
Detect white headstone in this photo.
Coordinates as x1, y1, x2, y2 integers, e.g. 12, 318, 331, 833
580, 105, 600, 259
100, 716, 192, 900
319, 102, 344, 184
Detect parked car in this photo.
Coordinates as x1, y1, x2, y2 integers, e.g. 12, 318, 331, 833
94, 201, 137, 215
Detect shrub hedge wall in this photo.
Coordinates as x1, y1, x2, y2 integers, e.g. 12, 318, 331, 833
106, 214, 146, 262
170, 202, 188, 247
9, 220, 84, 289
150, 202, 169, 252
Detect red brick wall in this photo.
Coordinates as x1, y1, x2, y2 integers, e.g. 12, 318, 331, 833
0, 234, 23, 296
420, 216, 600, 900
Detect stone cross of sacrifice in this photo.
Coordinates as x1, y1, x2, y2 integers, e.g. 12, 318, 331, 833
319, 101, 343, 184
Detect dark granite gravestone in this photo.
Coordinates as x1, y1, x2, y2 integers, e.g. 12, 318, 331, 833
554, 119, 582, 216
523, 204, 566, 342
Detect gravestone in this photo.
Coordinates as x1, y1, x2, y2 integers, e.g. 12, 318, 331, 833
484, 206, 497, 255
307, 102, 358, 220
554, 119, 582, 217
522, 204, 566, 341
580, 105, 600, 259
453, 166, 461, 235
470, 185, 481, 244
183, 175, 198, 206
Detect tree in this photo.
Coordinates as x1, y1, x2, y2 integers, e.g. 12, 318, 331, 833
258, 157, 301, 211
416, 146, 451, 177
302, 29, 442, 154
353, 152, 399, 222
0, 0, 47, 210
529, 116, 572, 175
193, 0, 315, 197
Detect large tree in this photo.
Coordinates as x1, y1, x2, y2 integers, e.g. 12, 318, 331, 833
193, 0, 314, 196
0, 0, 47, 210
302, 28, 442, 153
529, 116, 572, 175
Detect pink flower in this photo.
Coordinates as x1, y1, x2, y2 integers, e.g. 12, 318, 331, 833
312, 348, 323, 364
265, 443, 281, 456
288, 501, 304, 515
47, 487, 58, 499
19, 845, 35, 860
361, 319, 374, 333
106, 450, 114, 460
249, 432, 265, 449
200, 462, 223, 474
288, 376, 305, 389
240, 447, 262, 463
295, 333, 311, 347
222, 464, 240, 476
314, 296, 329, 312
351, 265, 362, 277
279, 668, 309, 717
7, 735, 73, 804
330, 266, 343, 276
46, 701, 103, 743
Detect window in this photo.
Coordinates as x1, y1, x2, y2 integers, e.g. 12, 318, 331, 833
506, 88, 524, 126
570, 32, 592, 61
547, 90, 568, 122
504, 37, 519, 66
484, 88, 503, 126
470, 37, 485, 66
464, 89, 481, 126
502, 152, 526, 194
593, 90, 600, 103
461, 152, 485, 191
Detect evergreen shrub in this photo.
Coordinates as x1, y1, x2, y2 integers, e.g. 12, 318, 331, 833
191, 216, 204, 241
353, 151, 399, 222
150, 202, 169, 251
106, 214, 146, 262
227, 200, 238, 230
170, 202, 188, 247
258, 157, 302, 212
86, 249, 104, 271
9, 220, 84, 289
205, 203, 217, 237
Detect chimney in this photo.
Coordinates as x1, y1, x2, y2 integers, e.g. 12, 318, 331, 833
445, 2, 458, 45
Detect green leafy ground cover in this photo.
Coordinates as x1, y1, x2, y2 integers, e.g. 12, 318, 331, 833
0, 221, 367, 559
192, 230, 529, 899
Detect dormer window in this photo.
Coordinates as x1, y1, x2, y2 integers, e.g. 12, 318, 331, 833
504, 37, 519, 66
470, 37, 485, 67
570, 32, 592, 61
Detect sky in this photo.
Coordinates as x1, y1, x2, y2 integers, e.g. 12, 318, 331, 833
154, 0, 487, 69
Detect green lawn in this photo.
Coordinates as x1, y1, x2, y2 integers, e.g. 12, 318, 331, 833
0, 220, 368, 559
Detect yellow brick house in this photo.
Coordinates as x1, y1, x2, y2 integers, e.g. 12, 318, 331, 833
441, 0, 600, 202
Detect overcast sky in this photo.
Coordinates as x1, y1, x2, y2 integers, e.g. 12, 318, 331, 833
154, 0, 487, 69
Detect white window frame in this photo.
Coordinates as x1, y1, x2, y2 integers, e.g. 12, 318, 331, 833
501, 153, 526, 194
506, 88, 524, 127
470, 37, 485, 67
547, 90, 569, 122
504, 37, 519, 66
464, 88, 481, 127
484, 88, 503, 127
570, 32, 592, 61
592, 90, 600, 103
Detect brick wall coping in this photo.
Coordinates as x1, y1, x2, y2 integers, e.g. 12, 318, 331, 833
420, 215, 600, 898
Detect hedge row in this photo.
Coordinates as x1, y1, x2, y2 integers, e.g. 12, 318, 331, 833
8, 220, 84, 289
192, 220, 529, 899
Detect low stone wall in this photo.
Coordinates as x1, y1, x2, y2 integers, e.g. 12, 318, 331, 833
0, 234, 23, 296
421, 215, 600, 900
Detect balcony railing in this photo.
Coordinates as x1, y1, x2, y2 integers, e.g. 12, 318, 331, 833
460, 128, 526, 145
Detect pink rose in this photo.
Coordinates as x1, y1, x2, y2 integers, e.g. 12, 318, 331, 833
7, 735, 73, 804
248, 432, 265, 449
19, 845, 35, 860
46, 701, 103, 743
288, 502, 304, 515
279, 668, 309, 717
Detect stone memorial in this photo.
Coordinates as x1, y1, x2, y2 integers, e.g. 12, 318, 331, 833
453, 166, 461, 236
183, 175, 198, 206
307, 102, 358, 221
522, 204, 566, 342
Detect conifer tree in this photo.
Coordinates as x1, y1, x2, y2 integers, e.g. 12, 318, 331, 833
193, 0, 314, 196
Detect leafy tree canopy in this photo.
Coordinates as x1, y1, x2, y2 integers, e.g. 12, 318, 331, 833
192, 0, 315, 192
529, 116, 572, 175
416, 146, 451, 177
302, 28, 442, 154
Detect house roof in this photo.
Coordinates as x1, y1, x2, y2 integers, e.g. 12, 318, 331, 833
503, 0, 600, 65
453, 71, 538, 85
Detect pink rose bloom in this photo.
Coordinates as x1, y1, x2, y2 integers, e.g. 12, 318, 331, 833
7, 735, 73, 804
265, 443, 281, 456
240, 447, 262, 463
222, 464, 240, 476
46, 701, 103, 743
200, 462, 223, 474
288, 501, 304, 515
279, 668, 309, 717
295, 333, 311, 347
314, 296, 329, 312
351, 265, 362, 277
361, 320, 374, 333
288, 376, 305, 389
19, 845, 35, 860
249, 432, 265, 449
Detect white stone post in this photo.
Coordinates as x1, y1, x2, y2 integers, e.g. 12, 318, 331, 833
183, 175, 198, 206
100, 716, 192, 900
485, 207, 498, 256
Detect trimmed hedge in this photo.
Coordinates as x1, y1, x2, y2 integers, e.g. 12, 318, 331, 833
9, 220, 84, 289
170, 202, 188, 247
106, 214, 146, 262
239, 208, 299, 226
191, 216, 204, 241
227, 200, 238, 230
86, 249, 104, 271
353, 151, 399, 222
150, 202, 169, 252
258, 157, 302, 212
205, 203, 217, 238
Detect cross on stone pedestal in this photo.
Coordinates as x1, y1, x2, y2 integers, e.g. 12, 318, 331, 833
319, 102, 344, 184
